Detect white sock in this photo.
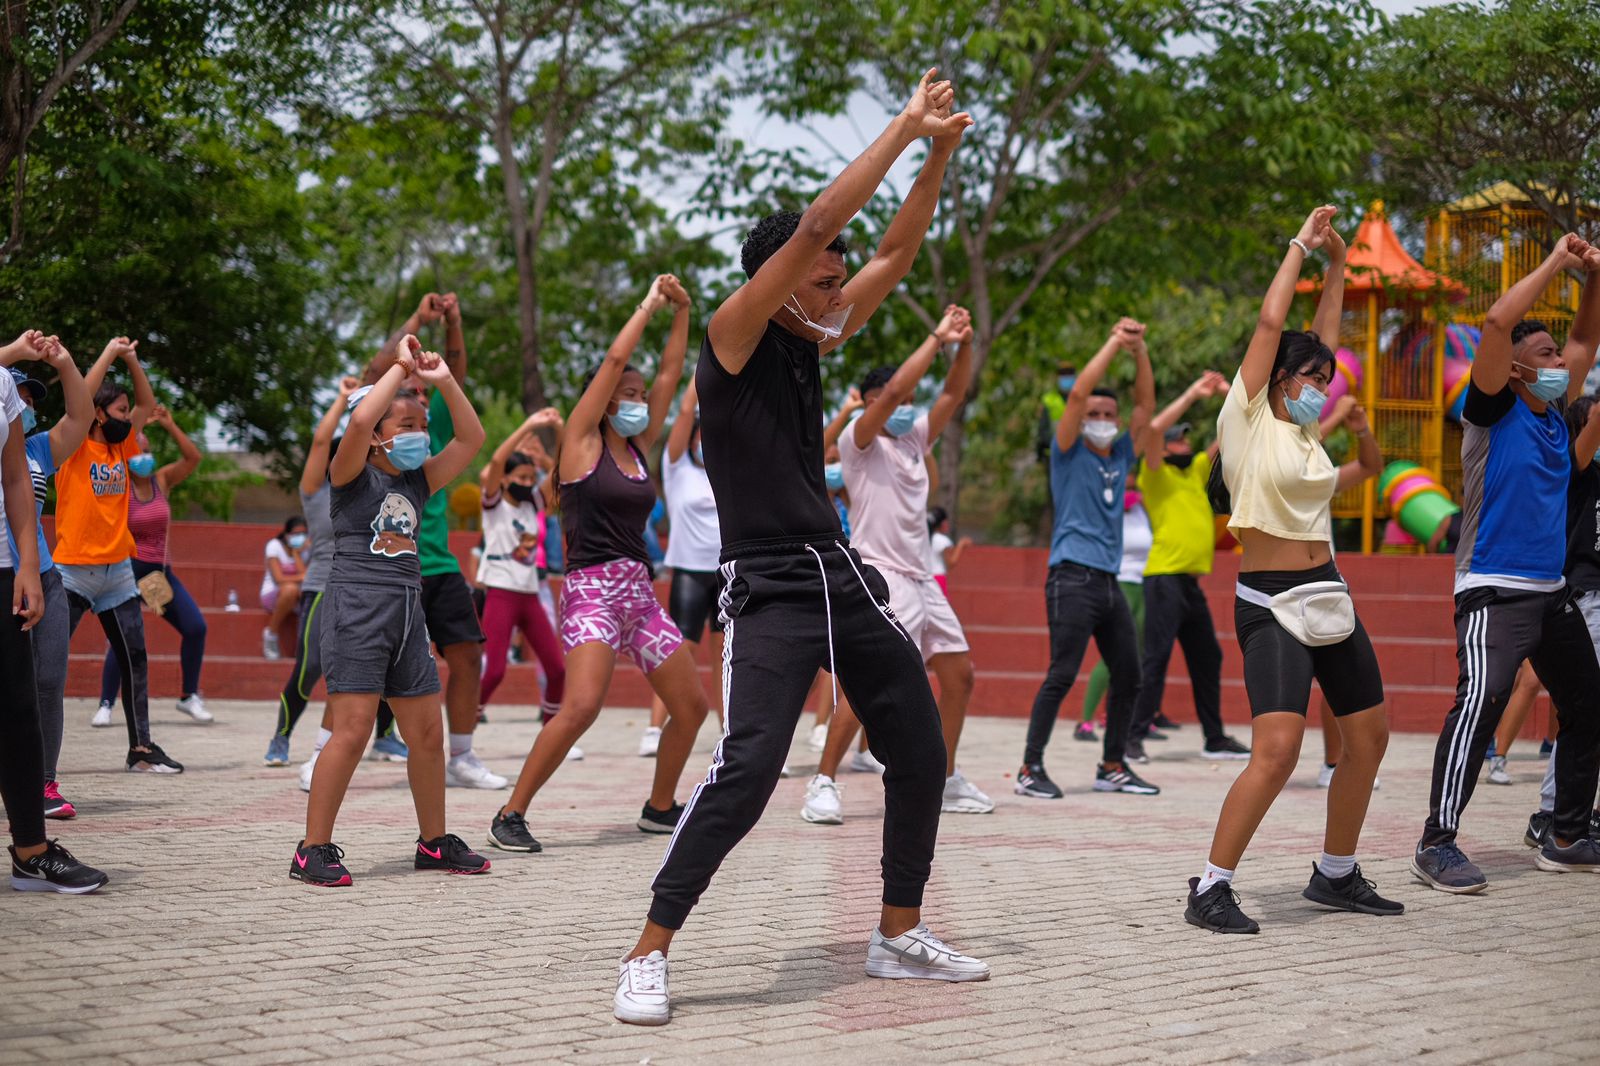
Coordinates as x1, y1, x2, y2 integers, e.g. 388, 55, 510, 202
449, 733, 473, 758
1196, 862, 1235, 894
1540, 741, 1557, 812
1317, 852, 1356, 879
313, 728, 333, 754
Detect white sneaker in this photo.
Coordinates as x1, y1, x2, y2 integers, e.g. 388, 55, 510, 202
614, 951, 670, 1025
90, 702, 114, 728
639, 726, 662, 758
299, 750, 319, 793
865, 924, 990, 982
262, 628, 281, 660
175, 694, 213, 724
808, 723, 828, 751
801, 775, 844, 825
941, 770, 995, 814
1317, 763, 1335, 788
566, 745, 585, 762
850, 749, 887, 774
1487, 755, 1512, 786
780, 762, 792, 778
446, 751, 508, 790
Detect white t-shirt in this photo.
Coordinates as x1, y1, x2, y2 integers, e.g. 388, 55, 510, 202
662, 451, 721, 572
0, 372, 20, 570
260, 538, 298, 600
478, 490, 544, 594
1217, 369, 1335, 541
1119, 503, 1153, 584
839, 412, 933, 579
929, 531, 953, 576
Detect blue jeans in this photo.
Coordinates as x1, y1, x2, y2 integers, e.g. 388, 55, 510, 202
100, 561, 207, 702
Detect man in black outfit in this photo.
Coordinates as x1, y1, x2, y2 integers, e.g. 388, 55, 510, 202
612, 70, 990, 1027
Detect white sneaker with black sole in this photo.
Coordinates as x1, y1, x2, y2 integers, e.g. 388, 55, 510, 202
865, 924, 990, 982
614, 951, 670, 1025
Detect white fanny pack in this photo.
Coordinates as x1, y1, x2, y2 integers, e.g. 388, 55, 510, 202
1235, 580, 1354, 647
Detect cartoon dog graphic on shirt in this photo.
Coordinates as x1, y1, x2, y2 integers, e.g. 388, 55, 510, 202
370, 492, 419, 557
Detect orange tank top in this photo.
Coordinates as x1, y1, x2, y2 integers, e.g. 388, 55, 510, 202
53, 438, 136, 565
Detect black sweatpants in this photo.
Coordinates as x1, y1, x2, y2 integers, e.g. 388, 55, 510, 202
1131, 573, 1225, 742
65, 592, 151, 749
1, 569, 46, 848
1422, 584, 1600, 848
650, 541, 946, 930
1024, 561, 1140, 767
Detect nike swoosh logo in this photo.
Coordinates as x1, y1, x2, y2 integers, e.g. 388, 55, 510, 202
295, 853, 308, 869
417, 844, 442, 860
883, 940, 935, 965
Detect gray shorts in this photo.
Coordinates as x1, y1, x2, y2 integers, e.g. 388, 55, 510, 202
320, 582, 439, 699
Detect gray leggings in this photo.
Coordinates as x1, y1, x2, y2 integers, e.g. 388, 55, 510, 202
31, 567, 68, 781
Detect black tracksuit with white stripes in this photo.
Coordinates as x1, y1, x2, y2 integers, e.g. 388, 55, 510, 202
648, 326, 946, 931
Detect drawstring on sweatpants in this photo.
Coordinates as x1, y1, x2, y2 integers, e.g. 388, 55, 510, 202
804, 545, 838, 707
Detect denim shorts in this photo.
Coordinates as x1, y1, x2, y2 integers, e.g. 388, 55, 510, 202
57, 561, 139, 614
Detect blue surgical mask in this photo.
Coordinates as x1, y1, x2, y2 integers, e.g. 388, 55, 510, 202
1058, 374, 1076, 393
1523, 366, 1569, 403
382, 431, 430, 471
128, 453, 156, 478
885, 405, 918, 437
20, 406, 36, 434
1284, 379, 1327, 427
824, 463, 844, 490
287, 533, 307, 550
609, 401, 649, 438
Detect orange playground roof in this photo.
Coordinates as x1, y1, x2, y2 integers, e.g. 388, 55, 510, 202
1296, 201, 1463, 296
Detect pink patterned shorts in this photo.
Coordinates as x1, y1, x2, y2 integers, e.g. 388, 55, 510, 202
559, 559, 683, 674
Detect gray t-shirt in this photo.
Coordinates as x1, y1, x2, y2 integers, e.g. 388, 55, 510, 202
328, 464, 431, 588
300, 482, 336, 592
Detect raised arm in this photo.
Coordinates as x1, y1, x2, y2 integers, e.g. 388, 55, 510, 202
1140, 371, 1227, 473
639, 276, 690, 453
707, 69, 971, 374
481, 407, 561, 498
1241, 205, 1337, 401
823, 388, 864, 451
1561, 246, 1600, 400
822, 127, 967, 357
333, 342, 416, 488
81, 337, 136, 404
0, 330, 47, 368
855, 333, 943, 449
1312, 219, 1347, 345
364, 293, 443, 384
415, 352, 486, 495
1334, 402, 1382, 492
1056, 323, 1128, 453
562, 278, 672, 480
1476, 235, 1587, 396
1127, 323, 1156, 450
150, 406, 202, 491
122, 342, 158, 434
926, 307, 975, 443
301, 377, 360, 497
1575, 402, 1600, 473
665, 375, 699, 464
441, 292, 468, 386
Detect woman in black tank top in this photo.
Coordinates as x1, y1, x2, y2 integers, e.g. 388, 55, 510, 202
490, 275, 714, 854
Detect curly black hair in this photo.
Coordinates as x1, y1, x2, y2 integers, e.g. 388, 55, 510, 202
860, 365, 897, 395
1512, 319, 1553, 347
740, 211, 850, 279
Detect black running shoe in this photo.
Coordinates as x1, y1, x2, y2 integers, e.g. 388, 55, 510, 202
416, 833, 491, 874
487, 809, 542, 853
1125, 737, 1150, 764
1535, 836, 1600, 873
9, 841, 109, 894
1201, 735, 1252, 760
1185, 877, 1259, 934
1302, 863, 1404, 915
126, 743, 183, 774
1094, 763, 1160, 795
1592, 809, 1600, 838
1525, 810, 1553, 849
290, 840, 352, 887
1014, 763, 1063, 799
637, 802, 684, 834
1145, 729, 1169, 742
1152, 714, 1181, 731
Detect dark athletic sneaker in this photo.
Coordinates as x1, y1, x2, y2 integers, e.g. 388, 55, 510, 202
1201, 735, 1252, 760
1185, 877, 1259, 934
416, 834, 491, 874
1014, 763, 1063, 799
1152, 714, 1181, 731
1411, 842, 1486, 894
638, 802, 684, 834
126, 743, 183, 774
1124, 737, 1150, 764
9, 841, 109, 894
290, 841, 352, 887
1524, 810, 1553, 849
1094, 764, 1160, 795
1144, 729, 1169, 742
1535, 836, 1600, 873
487, 810, 542, 853
1302, 863, 1404, 915
1072, 722, 1098, 743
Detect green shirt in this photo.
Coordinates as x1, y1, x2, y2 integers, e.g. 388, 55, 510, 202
418, 389, 459, 576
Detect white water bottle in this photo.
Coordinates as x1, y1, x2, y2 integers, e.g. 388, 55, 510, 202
225, 588, 241, 613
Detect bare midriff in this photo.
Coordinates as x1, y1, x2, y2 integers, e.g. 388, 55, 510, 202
1237, 528, 1333, 573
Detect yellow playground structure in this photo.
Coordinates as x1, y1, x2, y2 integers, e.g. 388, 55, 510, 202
1295, 187, 1586, 553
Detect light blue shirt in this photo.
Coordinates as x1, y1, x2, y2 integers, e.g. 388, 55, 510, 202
3, 433, 55, 573
1048, 432, 1135, 573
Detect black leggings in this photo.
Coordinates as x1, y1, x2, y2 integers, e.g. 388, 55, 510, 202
0, 569, 46, 848
667, 567, 723, 642
1235, 562, 1384, 717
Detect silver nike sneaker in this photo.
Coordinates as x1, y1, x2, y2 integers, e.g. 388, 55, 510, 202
865, 924, 990, 982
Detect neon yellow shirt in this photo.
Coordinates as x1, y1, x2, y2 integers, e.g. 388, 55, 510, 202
1138, 450, 1215, 576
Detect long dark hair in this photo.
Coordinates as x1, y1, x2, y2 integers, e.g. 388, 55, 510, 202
277, 516, 307, 545
1270, 330, 1336, 391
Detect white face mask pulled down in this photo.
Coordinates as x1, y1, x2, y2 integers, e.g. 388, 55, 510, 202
785, 295, 853, 341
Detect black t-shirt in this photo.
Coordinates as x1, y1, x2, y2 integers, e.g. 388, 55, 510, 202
560, 439, 656, 573
329, 463, 431, 588
696, 322, 841, 556
1566, 443, 1600, 592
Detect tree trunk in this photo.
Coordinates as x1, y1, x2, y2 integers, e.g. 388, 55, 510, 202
491, 102, 546, 413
